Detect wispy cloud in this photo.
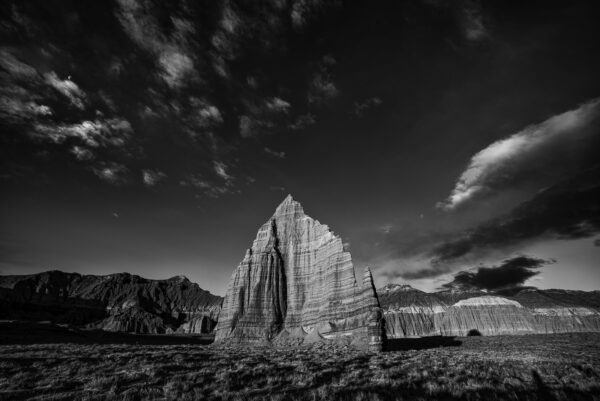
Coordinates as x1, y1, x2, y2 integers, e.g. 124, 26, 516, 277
438, 98, 600, 211
238, 97, 292, 138
460, 0, 488, 41
44, 71, 86, 109
290, 0, 342, 30
91, 161, 129, 185
0, 48, 38, 78
264, 147, 286, 159
70, 146, 94, 161
180, 173, 233, 199
289, 113, 316, 130
32, 118, 133, 149
213, 161, 232, 181
142, 169, 167, 186
308, 74, 338, 106
115, 0, 199, 88
265, 97, 291, 114
354, 97, 382, 117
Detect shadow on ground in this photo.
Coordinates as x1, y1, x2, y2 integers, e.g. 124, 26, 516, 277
0, 321, 214, 345
384, 336, 462, 351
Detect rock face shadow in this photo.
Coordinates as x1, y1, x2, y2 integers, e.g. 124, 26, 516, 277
384, 336, 462, 351
0, 321, 214, 345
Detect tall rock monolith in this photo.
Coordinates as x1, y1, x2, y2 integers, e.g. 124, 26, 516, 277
215, 195, 382, 348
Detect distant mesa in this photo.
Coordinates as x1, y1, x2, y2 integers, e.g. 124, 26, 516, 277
214, 195, 384, 350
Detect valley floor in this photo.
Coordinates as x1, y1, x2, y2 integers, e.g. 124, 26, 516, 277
1, 326, 599, 401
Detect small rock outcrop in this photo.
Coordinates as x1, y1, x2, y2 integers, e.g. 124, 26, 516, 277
0, 271, 222, 334
215, 195, 382, 349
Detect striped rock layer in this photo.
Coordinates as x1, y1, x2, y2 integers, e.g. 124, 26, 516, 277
215, 195, 382, 348
379, 285, 600, 338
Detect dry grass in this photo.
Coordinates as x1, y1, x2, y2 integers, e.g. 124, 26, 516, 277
1, 333, 600, 400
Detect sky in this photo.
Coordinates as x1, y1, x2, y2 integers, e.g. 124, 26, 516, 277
1, 0, 599, 296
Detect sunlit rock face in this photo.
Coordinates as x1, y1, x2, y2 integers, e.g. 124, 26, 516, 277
215, 195, 382, 348
380, 287, 600, 337
439, 296, 536, 336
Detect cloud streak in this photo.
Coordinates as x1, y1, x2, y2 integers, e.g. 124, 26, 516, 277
438, 98, 600, 211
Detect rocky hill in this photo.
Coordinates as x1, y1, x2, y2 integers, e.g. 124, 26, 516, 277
380, 285, 600, 337
215, 195, 383, 349
0, 270, 223, 334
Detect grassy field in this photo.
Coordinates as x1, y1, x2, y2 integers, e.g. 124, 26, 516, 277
1, 325, 599, 400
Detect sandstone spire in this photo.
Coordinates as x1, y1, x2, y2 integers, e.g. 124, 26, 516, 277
215, 196, 382, 348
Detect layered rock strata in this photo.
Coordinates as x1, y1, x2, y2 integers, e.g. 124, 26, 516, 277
380, 284, 600, 337
215, 195, 382, 349
0, 271, 222, 334
439, 296, 535, 336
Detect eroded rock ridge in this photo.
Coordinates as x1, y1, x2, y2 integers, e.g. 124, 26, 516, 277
0, 271, 222, 334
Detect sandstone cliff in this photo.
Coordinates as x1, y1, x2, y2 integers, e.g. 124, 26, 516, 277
215, 195, 382, 348
379, 284, 600, 337
0, 270, 222, 334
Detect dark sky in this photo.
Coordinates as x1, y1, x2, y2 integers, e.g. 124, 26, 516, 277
1, 0, 599, 295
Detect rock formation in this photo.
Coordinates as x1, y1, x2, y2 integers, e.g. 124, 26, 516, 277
379, 284, 600, 337
0, 270, 222, 334
215, 195, 382, 349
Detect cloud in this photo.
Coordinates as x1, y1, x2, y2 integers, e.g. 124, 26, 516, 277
158, 49, 195, 88
180, 174, 210, 189
460, 0, 488, 41
142, 169, 167, 186
185, 98, 223, 131
289, 113, 316, 130
270, 186, 286, 192
0, 98, 52, 122
91, 161, 129, 185
265, 97, 291, 114
70, 146, 94, 161
308, 73, 338, 106
43, 71, 86, 109
32, 118, 133, 148
239, 115, 254, 138
0, 48, 38, 79
115, 0, 198, 88
213, 161, 232, 181
440, 256, 552, 291
290, 0, 342, 30
180, 173, 233, 199
307, 55, 338, 106
354, 97, 382, 117
264, 147, 286, 159
238, 97, 292, 138
431, 166, 600, 265
438, 98, 600, 211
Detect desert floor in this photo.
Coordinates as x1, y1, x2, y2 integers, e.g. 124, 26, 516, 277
1, 323, 599, 401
